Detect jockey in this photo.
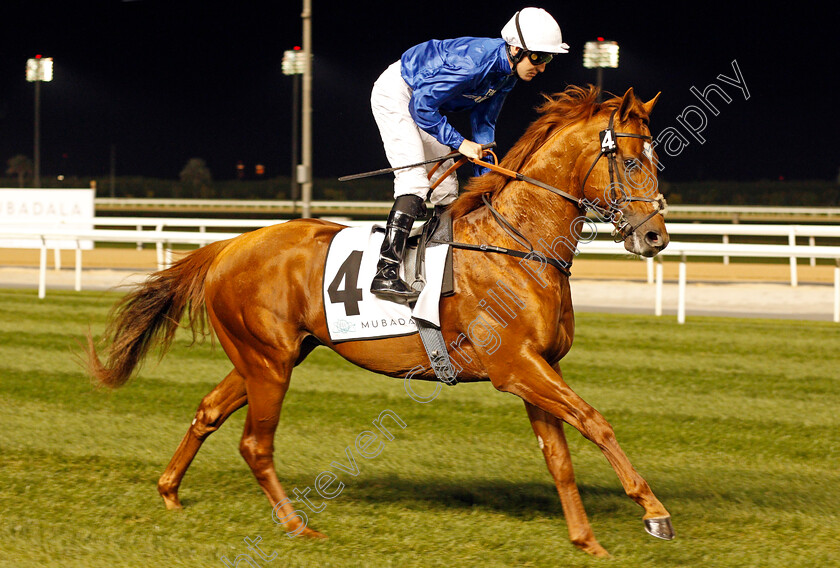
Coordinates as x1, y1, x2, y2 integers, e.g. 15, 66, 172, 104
369, 7, 569, 302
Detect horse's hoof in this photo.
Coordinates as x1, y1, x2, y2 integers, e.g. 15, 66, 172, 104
160, 493, 183, 510
571, 533, 611, 557
580, 542, 611, 557
644, 516, 675, 540
300, 527, 328, 539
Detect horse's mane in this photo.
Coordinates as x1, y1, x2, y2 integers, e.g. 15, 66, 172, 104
449, 84, 631, 219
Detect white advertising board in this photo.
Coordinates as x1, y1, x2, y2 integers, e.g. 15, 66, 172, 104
0, 188, 95, 249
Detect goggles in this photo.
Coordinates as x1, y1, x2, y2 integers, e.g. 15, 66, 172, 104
525, 51, 554, 65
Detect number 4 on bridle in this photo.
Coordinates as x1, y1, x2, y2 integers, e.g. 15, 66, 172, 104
83, 86, 672, 558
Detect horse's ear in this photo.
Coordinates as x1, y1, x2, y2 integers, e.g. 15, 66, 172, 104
643, 92, 662, 116
618, 87, 635, 122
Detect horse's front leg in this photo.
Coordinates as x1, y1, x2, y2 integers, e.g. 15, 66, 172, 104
492, 351, 674, 540
524, 400, 610, 557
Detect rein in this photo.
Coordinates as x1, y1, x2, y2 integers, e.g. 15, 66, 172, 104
428, 109, 667, 275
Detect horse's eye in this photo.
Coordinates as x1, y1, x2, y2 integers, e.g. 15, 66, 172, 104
624, 159, 637, 169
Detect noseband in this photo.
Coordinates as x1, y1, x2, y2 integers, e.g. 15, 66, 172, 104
580, 108, 667, 242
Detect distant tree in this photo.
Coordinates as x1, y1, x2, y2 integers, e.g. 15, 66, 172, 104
6, 154, 33, 188
179, 158, 213, 198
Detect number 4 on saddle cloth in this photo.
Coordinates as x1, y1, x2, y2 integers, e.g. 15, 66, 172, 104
322, 210, 455, 344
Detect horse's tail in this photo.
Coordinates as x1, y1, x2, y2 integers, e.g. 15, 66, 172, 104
83, 239, 231, 389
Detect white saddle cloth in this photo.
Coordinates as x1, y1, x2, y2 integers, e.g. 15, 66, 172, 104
322, 226, 448, 342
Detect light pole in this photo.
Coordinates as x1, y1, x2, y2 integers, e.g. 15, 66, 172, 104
26, 55, 54, 188
282, 46, 306, 213
583, 38, 619, 102
300, 0, 313, 219
282, 0, 313, 219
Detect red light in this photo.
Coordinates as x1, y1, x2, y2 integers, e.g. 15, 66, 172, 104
293, 46, 301, 51
35, 54, 42, 59
597, 37, 605, 42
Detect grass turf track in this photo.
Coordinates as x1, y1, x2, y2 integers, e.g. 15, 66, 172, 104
0, 288, 838, 567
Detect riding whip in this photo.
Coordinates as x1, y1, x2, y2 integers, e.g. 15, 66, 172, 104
338, 142, 496, 182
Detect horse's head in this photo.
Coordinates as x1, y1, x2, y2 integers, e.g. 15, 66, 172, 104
576, 88, 669, 257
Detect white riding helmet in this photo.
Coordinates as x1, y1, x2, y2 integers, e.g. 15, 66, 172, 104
501, 7, 569, 54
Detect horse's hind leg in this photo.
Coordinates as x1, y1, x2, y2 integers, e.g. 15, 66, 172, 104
157, 368, 247, 510
235, 342, 327, 539
524, 400, 609, 557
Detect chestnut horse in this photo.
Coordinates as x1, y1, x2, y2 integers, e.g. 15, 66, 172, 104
85, 86, 671, 557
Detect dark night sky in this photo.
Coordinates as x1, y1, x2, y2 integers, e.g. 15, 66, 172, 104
0, 1, 835, 184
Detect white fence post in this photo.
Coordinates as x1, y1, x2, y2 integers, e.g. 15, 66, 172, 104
789, 229, 798, 287
677, 254, 687, 324
155, 223, 165, 269
834, 261, 839, 324
74, 240, 82, 292
722, 234, 729, 265
38, 237, 47, 299
655, 261, 663, 316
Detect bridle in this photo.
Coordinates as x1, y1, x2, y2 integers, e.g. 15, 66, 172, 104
578, 108, 667, 241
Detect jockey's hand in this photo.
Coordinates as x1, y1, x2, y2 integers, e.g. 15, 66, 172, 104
458, 139, 484, 160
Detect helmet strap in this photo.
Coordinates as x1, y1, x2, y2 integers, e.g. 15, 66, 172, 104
507, 10, 528, 73
506, 44, 526, 74
514, 10, 529, 51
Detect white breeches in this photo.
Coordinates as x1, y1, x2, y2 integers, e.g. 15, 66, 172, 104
370, 61, 459, 206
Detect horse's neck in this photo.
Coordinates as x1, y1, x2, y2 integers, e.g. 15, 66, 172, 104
491, 139, 585, 267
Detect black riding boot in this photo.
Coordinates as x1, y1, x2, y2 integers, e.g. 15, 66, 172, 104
371, 195, 426, 302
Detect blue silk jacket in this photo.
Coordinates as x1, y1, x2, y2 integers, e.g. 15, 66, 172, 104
400, 37, 517, 174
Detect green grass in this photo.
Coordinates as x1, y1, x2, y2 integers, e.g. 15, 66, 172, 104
0, 288, 838, 567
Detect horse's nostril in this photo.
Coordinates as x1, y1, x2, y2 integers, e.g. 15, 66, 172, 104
645, 231, 662, 247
